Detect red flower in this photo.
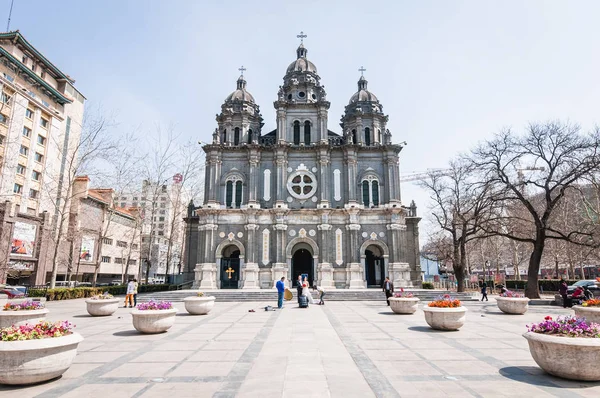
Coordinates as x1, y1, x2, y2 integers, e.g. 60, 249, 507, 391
544, 316, 552, 321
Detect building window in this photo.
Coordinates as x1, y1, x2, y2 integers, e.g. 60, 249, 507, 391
160, 197, 166, 201
34, 152, 43, 162
365, 127, 371, 146
221, 129, 227, 143
13, 183, 22, 194
40, 118, 48, 128
41, 70, 45, 79
25, 109, 34, 119
0, 134, 4, 145
132, 244, 139, 250
159, 210, 166, 214
0, 114, 8, 125
158, 224, 164, 229
1, 92, 10, 104
22, 127, 31, 137
132, 202, 138, 207
114, 258, 123, 264
128, 259, 136, 265
162, 185, 167, 193
225, 176, 244, 208
29, 189, 38, 199
304, 121, 311, 145
19, 145, 28, 156
103, 238, 113, 245
121, 196, 127, 200
157, 231, 164, 236
160, 203, 165, 208
293, 121, 300, 145
133, 196, 138, 200
362, 176, 380, 207
32, 170, 41, 181
234, 127, 240, 145
159, 216, 164, 221
37, 135, 46, 146
120, 202, 126, 207
377, 129, 381, 143
117, 241, 127, 248
32, 64, 36, 72
21, 55, 27, 65
101, 256, 111, 263
352, 129, 357, 144
247, 129, 253, 144
16, 164, 26, 175
287, 170, 317, 199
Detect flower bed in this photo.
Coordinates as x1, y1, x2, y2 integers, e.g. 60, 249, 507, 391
131, 301, 177, 334
184, 292, 215, 315
85, 294, 119, 317
496, 291, 529, 315
423, 295, 466, 330
0, 301, 48, 329
0, 321, 83, 385
523, 316, 600, 380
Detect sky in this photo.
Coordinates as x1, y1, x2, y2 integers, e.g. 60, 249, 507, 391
3, 0, 600, 238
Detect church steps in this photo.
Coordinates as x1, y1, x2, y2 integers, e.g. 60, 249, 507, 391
138, 289, 478, 302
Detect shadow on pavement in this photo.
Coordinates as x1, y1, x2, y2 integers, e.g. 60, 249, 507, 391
407, 326, 454, 333
499, 366, 600, 389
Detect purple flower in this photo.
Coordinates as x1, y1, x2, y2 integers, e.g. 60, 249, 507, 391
136, 300, 173, 311
527, 315, 600, 338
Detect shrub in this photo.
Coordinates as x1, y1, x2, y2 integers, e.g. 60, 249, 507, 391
136, 300, 173, 310
428, 294, 461, 308
505, 279, 578, 292
527, 315, 600, 338
27, 284, 173, 301
3, 300, 44, 311
1, 321, 73, 341
422, 282, 434, 289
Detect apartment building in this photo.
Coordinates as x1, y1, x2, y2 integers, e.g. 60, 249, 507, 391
0, 31, 85, 285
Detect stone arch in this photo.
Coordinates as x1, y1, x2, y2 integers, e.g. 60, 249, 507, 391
285, 236, 319, 259
215, 238, 246, 259
359, 239, 389, 258
360, 239, 389, 287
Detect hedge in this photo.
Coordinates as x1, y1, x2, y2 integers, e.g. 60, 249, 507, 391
27, 284, 173, 301
422, 282, 434, 289
505, 279, 578, 292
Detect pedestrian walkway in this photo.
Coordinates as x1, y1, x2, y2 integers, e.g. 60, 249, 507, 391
1, 298, 599, 397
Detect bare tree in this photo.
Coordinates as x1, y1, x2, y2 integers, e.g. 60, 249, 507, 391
420, 159, 493, 292
472, 122, 600, 298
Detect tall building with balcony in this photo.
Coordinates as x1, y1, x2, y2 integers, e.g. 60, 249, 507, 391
0, 31, 85, 284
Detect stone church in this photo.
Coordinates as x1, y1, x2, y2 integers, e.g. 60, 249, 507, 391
185, 40, 421, 289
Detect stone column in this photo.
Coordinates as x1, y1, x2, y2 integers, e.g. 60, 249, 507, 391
247, 150, 260, 208
274, 148, 288, 208
276, 107, 286, 144
242, 223, 259, 288
318, 148, 330, 208
198, 223, 218, 289
345, 149, 359, 205
272, 222, 288, 288
317, 222, 335, 288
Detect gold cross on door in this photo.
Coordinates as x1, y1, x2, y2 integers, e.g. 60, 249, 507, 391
225, 266, 235, 279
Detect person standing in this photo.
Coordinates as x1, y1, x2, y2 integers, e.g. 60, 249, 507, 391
559, 279, 569, 308
383, 276, 394, 306
481, 281, 489, 301
296, 274, 303, 304
133, 278, 139, 307
276, 277, 285, 309
125, 279, 135, 308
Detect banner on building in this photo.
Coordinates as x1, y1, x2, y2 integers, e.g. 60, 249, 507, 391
80, 236, 95, 262
470, 275, 479, 283
10, 222, 36, 257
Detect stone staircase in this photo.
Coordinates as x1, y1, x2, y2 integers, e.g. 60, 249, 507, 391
138, 289, 479, 302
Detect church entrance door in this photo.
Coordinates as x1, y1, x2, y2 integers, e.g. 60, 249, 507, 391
220, 246, 240, 289
365, 246, 384, 288
291, 247, 314, 288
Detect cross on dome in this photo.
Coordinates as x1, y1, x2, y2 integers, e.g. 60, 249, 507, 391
297, 31, 307, 44
359, 66, 366, 77
238, 65, 246, 77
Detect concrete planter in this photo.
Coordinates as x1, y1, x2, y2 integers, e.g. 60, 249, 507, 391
389, 297, 420, 314
573, 305, 600, 324
131, 308, 177, 334
183, 296, 215, 315
85, 298, 119, 317
423, 306, 467, 331
0, 332, 83, 385
0, 308, 49, 329
523, 332, 600, 381
496, 297, 530, 315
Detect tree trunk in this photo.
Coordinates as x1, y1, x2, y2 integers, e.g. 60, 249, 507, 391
145, 260, 151, 284
525, 236, 545, 299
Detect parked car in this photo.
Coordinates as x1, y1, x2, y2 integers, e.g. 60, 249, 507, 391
1, 286, 25, 298
567, 280, 600, 296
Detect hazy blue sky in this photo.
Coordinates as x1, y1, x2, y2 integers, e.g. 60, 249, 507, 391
3, 0, 600, 236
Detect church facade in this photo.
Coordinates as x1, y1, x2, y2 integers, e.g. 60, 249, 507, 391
184, 41, 421, 289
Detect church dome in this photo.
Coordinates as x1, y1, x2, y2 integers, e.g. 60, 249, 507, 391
225, 75, 255, 103
348, 76, 378, 104
286, 44, 318, 74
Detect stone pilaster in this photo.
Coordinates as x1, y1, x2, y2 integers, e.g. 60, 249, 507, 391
346, 217, 364, 288
247, 150, 260, 208
318, 147, 330, 208
197, 223, 218, 289
274, 147, 288, 208
317, 222, 335, 288
242, 223, 260, 288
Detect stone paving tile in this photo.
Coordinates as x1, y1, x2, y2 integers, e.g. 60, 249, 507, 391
60, 383, 147, 398
141, 382, 223, 397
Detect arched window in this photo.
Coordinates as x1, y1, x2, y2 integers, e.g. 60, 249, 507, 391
225, 175, 244, 208
352, 129, 357, 144
222, 129, 227, 144
377, 129, 381, 144
365, 128, 371, 146
247, 129, 253, 144
234, 127, 240, 145
304, 121, 311, 145
293, 121, 300, 145
362, 175, 380, 207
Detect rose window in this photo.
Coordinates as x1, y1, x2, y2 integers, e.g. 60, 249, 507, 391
287, 171, 317, 199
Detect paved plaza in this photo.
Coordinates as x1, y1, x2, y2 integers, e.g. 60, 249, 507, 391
1, 297, 600, 397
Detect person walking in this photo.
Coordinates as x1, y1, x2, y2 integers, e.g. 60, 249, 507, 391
276, 276, 286, 309
383, 276, 394, 306
125, 279, 135, 308
559, 279, 569, 308
481, 281, 489, 301
133, 278, 139, 307
296, 274, 303, 304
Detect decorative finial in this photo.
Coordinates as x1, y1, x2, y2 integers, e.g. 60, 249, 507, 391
297, 31, 307, 44
238, 65, 246, 78
358, 66, 366, 77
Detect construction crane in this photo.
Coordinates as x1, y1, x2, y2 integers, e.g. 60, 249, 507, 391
400, 169, 453, 183
517, 166, 545, 183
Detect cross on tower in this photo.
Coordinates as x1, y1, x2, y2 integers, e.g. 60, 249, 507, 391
297, 31, 307, 44
238, 65, 246, 77
359, 66, 366, 77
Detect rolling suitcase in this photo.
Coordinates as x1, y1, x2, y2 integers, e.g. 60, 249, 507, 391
299, 295, 309, 308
